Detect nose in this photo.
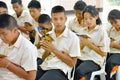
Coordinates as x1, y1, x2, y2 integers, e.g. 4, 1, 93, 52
56, 19, 61, 24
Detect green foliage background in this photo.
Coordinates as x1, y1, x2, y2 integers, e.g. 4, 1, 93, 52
108, 0, 120, 6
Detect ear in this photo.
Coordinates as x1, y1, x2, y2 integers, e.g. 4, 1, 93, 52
13, 27, 18, 33
65, 16, 67, 21
39, 8, 41, 12
50, 18, 53, 23
50, 18, 52, 23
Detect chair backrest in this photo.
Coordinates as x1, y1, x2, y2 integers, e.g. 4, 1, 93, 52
67, 66, 75, 80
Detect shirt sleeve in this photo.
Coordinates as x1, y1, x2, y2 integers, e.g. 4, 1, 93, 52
21, 46, 38, 71
69, 34, 81, 58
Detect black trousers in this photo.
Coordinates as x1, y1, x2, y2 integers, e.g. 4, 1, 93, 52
105, 53, 120, 80
35, 58, 68, 80
74, 59, 100, 80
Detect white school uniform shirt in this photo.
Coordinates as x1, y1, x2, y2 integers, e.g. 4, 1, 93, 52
12, 10, 33, 39
80, 25, 110, 66
40, 27, 81, 74
0, 33, 38, 80
68, 18, 85, 33
108, 27, 120, 53
12, 10, 33, 26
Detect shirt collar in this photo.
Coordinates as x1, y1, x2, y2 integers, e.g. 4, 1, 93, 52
49, 26, 68, 38
11, 33, 22, 48
14, 10, 26, 18
85, 25, 101, 33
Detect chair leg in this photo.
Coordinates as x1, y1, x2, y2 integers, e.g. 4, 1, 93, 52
116, 66, 120, 80
100, 73, 106, 80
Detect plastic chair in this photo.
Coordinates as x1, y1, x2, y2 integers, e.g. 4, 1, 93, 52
90, 58, 106, 80
90, 68, 106, 80
116, 66, 120, 80
67, 66, 75, 80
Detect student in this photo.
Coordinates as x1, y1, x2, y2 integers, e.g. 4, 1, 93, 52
74, 5, 110, 80
0, 14, 38, 80
0, 1, 8, 14
68, 0, 86, 33
11, 0, 32, 38
105, 9, 120, 80
27, 0, 41, 47
38, 14, 53, 35
28, 0, 41, 30
24, 21, 36, 44
35, 14, 53, 80
37, 5, 81, 80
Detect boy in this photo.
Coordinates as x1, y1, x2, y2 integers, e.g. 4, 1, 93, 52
11, 0, 32, 38
0, 14, 37, 80
38, 5, 81, 80
0, 1, 8, 15
28, 0, 41, 30
38, 14, 52, 35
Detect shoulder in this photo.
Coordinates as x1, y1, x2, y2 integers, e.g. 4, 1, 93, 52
21, 35, 37, 50
67, 28, 79, 40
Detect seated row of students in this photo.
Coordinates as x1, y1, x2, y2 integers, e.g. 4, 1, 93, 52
0, 0, 120, 80
105, 9, 120, 80
68, 1, 110, 80
68, 1, 120, 80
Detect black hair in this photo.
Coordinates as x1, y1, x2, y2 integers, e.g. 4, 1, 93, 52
74, 0, 86, 11
28, 0, 41, 9
51, 5, 66, 15
38, 14, 50, 24
108, 9, 120, 21
83, 5, 102, 25
11, 0, 22, 5
0, 1, 7, 9
0, 14, 18, 30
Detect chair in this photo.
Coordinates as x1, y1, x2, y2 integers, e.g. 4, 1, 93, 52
116, 66, 120, 80
90, 57, 106, 80
90, 68, 106, 80
67, 66, 75, 80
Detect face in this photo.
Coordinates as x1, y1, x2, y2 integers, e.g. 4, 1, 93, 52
0, 7, 8, 15
51, 12, 67, 31
24, 22, 33, 31
39, 23, 52, 31
110, 19, 120, 31
75, 10, 83, 21
29, 8, 41, 20
12, 3, 22, 15
0, 28, 17, 44
84, 12, 98, 28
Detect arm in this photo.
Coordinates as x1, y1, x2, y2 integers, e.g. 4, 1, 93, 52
42, 50, 51, 61
40, 40, 77, 67
18, 25, 28, 34
81, 37, 106, 56
110, 41, 120, 50
0, 57, 36, 80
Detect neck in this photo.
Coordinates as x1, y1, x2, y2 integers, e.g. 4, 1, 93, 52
17, 10, 23, 18
88, 25, 96, 31
77, 18, 82, 24
35, 14, 41, 22
10, 32, 19, 46
55, 27, 65, 37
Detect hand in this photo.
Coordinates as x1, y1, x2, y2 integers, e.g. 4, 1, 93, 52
40, 40, 55, 52
80, 37, 88, 46
0, 57, 10, 68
